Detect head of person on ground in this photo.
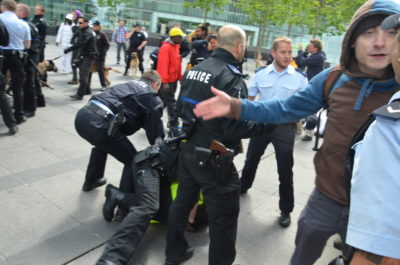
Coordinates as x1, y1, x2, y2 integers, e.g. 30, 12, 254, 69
78, 16, 89, 30
381, 13, 400, 82
92, 20, 101, 32
271, 36, 294, 72
118, 19, 125, 27
306, 38, 323, 54
1, 0, 16, 13
141, 70, 162, 92
169, 27, 186, 45
207, 34, 218, 52
33, 4, 45, 16
341, 3, 398, 80
15, 3, 29, 19
217, 24, 246, 62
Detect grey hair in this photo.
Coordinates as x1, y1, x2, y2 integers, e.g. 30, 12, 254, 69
141, 70, 161, 84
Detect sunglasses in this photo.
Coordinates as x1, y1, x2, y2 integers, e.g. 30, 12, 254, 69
78, 22, 84, 24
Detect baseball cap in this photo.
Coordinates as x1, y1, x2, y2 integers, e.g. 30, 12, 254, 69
93, 20, 101, 26
381, 13, 400, 30
132, 23, 141, 27
169, 28, 186, 37
66, 14, 73, 20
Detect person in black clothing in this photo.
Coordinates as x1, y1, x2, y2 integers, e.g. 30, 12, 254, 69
32, 5, 46, 62
64, 16, 97, 100
16, 3, 41, 118
0, 12, 17, 135
124, 23, 147, 76
74, 70, 164, 196
294, 38, 325, 80
32, 4, 47, 106
164, 25, 276, 265
90, 20, 110, 91
190, 34, 217, 67
68, 10, 82, 85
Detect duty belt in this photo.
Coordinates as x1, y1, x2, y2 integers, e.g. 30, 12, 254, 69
86, 100, 114, 121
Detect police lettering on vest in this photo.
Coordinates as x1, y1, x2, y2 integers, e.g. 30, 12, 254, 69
185, 69, 212, 84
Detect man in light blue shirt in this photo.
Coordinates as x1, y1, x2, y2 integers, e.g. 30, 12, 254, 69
0, 0, 31, 125
240, 36, 308, 228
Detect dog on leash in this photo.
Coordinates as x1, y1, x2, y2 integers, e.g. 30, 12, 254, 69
89, 63, 122, 87
128, 52, 140, 78
5, 59, 58, 94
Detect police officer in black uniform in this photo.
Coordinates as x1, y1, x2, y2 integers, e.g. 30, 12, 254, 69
0, 11, 17, 134
164, 25, 276, 265
31, 5, 46, 62
74, 70, 164, 195
65, 16, 97, 100
90, 20, 109, 91
124, 23, 147, 76
31, 4, 47, 106
16, 3, 40, 118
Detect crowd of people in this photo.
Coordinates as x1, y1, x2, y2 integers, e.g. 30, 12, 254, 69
1, 0, 400, 264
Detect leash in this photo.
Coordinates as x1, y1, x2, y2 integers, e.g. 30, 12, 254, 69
49, 55, 63, 61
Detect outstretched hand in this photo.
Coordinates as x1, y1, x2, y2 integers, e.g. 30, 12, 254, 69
193, 86, 232, 120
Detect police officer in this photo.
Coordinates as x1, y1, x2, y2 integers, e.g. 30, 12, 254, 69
0, 8, 18, 135
0, 0, 31, 125
124, 23, 147, 76
164, 25, 275, 265
90, 20, 109, 91
16, 3, 41, 118
31, 5, 46, 62
74, 70, 164, 196
65, 16, 97, 100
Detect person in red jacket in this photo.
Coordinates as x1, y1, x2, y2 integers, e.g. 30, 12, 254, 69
157, 27, 185, 131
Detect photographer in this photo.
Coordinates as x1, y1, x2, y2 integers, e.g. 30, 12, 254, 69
74, 70, 164, 201
64, 16, 96, 100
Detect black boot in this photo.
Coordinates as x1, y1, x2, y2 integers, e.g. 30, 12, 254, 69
103, 184, 126, 222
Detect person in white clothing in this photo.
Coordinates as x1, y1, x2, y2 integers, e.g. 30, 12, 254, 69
56, 14, 73, 73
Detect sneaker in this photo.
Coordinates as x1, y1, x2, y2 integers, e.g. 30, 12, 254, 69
70, 94, 83, 100
301, 135, 313, 141
68, 80, 79, 85
8, 125, 18, 135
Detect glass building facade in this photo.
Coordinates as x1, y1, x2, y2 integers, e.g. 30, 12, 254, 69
21, 0, 343, 63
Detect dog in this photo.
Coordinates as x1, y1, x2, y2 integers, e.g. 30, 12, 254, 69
5, 59, 58, 94
128, 52, 140, 79
89, 63, 122, 87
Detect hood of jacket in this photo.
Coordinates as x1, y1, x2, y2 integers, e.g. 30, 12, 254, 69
340, 0, 400, 78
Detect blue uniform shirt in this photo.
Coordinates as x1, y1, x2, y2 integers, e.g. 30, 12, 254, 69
248, 63, 308, 100
346, 91, 400, 258
0, 11, 30, 50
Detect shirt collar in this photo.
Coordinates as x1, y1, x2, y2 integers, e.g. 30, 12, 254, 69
264, 63, 295, 75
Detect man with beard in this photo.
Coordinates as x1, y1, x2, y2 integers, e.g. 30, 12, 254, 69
240, 36, 308, 228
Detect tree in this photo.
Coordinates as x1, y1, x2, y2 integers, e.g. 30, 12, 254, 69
183, 0, 231, 22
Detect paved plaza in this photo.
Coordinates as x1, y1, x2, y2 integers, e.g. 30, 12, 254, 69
0, 37, 340, 265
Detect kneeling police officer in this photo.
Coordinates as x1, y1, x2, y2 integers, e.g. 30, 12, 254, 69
74, 70, 165, 196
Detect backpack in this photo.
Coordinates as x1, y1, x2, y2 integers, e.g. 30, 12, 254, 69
313, 65, 342, 151
0, 19, 9, 47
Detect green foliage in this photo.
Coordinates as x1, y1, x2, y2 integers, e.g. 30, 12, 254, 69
183, 0, 231, 19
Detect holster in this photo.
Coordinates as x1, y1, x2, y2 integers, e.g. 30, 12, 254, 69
215, 153, 233, 184
194, 147, 212, 168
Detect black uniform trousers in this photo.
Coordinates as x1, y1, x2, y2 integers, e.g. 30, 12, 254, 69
23, 53, 39, 113
1, 52, 25, 122
88, 55, 107, 89
125, 47, 144, 74
97, 164, 172, 265
0, 72, 16, 128
166, 142, 240, 265
71, 50, 79, 81
241, 124, 296, 214
76, 56, 93, 97
74, 106, 137, 193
